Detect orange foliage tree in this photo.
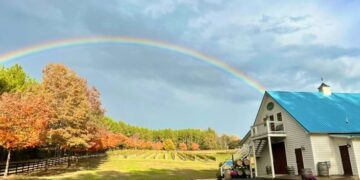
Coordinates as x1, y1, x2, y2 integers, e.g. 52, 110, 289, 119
178, 142, 188, 151
152, 141, 164, 150
144, 141, 153, 150
191, 143, 200, 151
41, 64, 95, 153
0, 92, 51, 178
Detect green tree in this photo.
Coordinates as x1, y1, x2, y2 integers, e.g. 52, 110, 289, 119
0, 64, 36, 94
200, 128, 218, 150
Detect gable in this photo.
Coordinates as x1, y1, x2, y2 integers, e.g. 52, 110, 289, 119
254, 93, 308, 131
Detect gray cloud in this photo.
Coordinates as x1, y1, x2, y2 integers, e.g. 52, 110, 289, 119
1, 0, 360, 135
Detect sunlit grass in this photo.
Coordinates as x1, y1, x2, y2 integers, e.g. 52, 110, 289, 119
12, 150, 233, 180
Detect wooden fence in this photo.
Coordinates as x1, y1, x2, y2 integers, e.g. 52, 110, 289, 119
0, 153, 105, 176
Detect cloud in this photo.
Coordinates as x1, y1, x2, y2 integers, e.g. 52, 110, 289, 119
1, 0, 360, 135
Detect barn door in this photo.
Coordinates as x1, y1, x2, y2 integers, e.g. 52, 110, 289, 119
339, 145, 353, 175
295, 148, 304, 175
272, 142, 288, 174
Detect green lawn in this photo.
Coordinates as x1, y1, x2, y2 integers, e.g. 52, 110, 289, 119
12, 150, 233, 180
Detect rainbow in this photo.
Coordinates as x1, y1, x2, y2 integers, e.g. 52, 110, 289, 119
0, 36, 265, 93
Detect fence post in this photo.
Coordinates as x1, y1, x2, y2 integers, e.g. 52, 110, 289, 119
45, 159, 48, 171
27, 162, 29, 174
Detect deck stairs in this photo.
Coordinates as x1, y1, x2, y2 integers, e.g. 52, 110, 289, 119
254, 139, 266, 157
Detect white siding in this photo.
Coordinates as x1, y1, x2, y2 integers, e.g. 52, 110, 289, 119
252, 93, 360, 178
351, 139, 360, 178
310, 135, 359, 176
256, 142, 271, 176
282, 112, 315, 175
253, 94, 315, 175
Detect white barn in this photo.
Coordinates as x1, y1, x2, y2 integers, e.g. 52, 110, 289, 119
243, 84, 360, 179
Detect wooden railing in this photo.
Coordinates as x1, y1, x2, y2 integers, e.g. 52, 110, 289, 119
0, 153, 105, 176
251, 121, 285, 137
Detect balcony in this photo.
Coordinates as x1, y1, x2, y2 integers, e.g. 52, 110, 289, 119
251, 121, 286, 139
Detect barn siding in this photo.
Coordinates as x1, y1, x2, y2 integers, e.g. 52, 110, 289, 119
252, 93, 360, 178
310, 135, 360, 176
351, 139, 360, 178
254, 94, 315, 176
256, 142, 271, 176
282, 111, 315, 175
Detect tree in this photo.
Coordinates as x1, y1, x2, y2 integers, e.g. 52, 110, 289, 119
41, 64, 93, 154
191, 143, 200, 151
200, 128, 218, 150
144, 141, 153, 150
0, 92, 50, 178
152, 142, 163, 150
0, 64, 36, 94
178, 143, 187, 151
228, 136, 241, 149
163, 139, 175, 151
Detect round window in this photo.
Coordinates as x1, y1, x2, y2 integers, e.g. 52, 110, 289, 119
267, 102, 274, 110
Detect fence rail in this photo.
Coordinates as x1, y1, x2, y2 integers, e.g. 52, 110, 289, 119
0, 153, 105, 176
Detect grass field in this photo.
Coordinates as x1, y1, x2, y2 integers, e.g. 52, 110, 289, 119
12, 150, 234, 180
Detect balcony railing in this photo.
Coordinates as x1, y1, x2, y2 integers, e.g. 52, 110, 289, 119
251, 121, 285, 137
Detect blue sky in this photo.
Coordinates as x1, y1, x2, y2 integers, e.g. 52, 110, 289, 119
1, 1, 360, 137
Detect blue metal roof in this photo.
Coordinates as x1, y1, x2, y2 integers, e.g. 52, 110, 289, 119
267, 91, 360, 133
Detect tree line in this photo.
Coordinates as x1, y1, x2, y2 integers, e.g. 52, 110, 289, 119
101, 116, 240, 151
0, 64, 240, 177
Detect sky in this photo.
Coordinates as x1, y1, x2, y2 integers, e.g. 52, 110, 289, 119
1, 1, 360, 137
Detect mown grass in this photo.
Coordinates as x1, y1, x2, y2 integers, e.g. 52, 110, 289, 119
11, 150, 233, 180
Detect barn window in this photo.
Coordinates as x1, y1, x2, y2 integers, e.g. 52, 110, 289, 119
277, 112, 282, 121
269, 115, 274, 121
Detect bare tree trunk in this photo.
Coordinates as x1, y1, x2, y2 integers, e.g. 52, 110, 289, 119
4, 149, 11, 178
67, 151, 71, 168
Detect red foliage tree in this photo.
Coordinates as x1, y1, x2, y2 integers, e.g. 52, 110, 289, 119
0, 92, 51, 178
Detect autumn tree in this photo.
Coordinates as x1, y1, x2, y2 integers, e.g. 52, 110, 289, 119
144, 141, 153, 150
163, 139, 175, 151
178, 143, 187, 151
227, 136, 241, 149
152, 142, 163, 150
41, 64, 92, 154
191, 143, 200, 151
0, 92, 51, 178
85, 86, 107, 153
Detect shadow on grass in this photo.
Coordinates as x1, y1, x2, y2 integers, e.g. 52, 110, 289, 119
12, 156, 221, 180
26, 156, 108, 177
61, 168, 218, 180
